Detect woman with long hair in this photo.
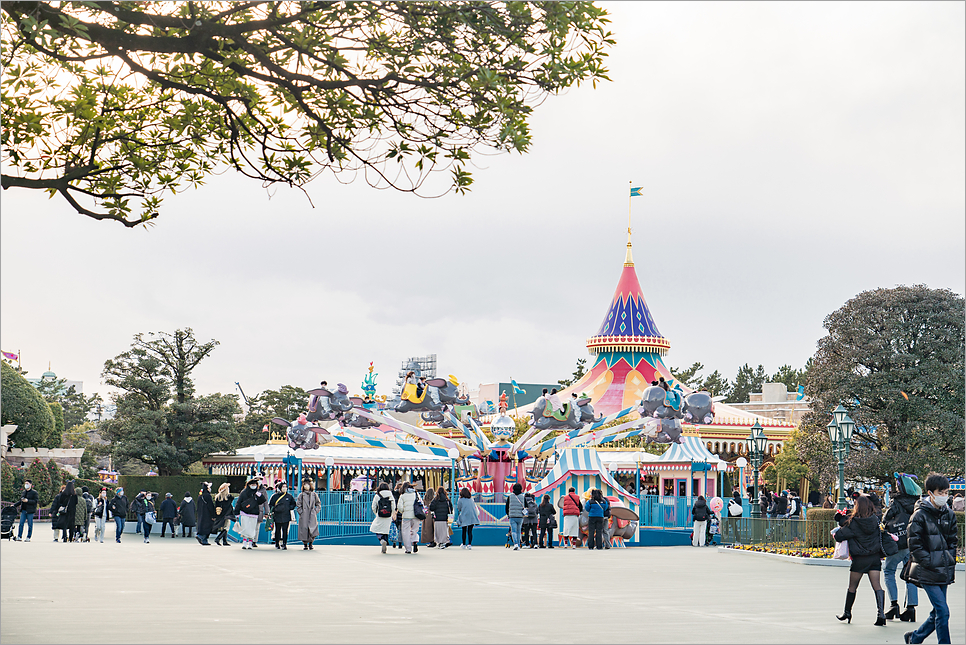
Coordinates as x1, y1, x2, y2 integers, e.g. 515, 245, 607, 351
369, 482, 396, 554
296, 479, 320, 550
455, 487, 479, 549
212, 483, 234, 547
421, 486, 437, 547
537, 494, 557, 548
430, 486, 452, 549
833, 494, 886, 625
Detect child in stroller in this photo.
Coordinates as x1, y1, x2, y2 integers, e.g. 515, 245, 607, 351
1, 505, 18, 540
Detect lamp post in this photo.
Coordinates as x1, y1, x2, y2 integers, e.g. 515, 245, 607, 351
735, 457, 748, 500
294, 448, 305, 492
746, 422, 767, 518
253, 450, 265, 478
827, 405, 855, 510
325, 456, 335, 493
447, 447, 459, 502
715, 457, 726, 499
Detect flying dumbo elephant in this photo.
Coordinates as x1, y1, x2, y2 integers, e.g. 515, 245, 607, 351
306, 383, 354, 423
682, 391, 715, 425
530, 396, 601, 431
394, 377, 469, 414
341, 397, 382, 429
638, 379, 685, 420
271, 413, 331, 450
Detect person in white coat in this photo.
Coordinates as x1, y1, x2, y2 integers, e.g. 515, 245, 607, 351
395, 482, 421, 554
370, 482, 397, 554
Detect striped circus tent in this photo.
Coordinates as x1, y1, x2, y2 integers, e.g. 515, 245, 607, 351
656, 436, 721, 464
532, 448, 637, 507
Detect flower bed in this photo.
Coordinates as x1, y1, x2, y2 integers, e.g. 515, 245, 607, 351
725, 543, 835, 559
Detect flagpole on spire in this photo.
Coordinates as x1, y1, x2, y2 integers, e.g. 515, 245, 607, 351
625, 180, 635, 267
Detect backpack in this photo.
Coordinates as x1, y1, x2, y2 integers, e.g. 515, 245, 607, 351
412, 495, 427, 521
885, 500, 913, 550
376, 494, 393, 518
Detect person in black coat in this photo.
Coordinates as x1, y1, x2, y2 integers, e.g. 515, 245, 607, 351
196, 483, 216, 545
521, 492, 539, 549
903, 473, 958, 645
537, 495, 557, 548
833, 494, 886, 625
159, 493, 178, 538
108, 487, 129, 543
882, 489, 919, 621
15, 479, 40, 541
269, 482, 297, 550
178, 493, 196, 537
62, 481, 79, 542
212, 483, 235, 547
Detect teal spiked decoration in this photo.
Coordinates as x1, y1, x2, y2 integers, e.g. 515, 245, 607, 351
361, 362, 378, 398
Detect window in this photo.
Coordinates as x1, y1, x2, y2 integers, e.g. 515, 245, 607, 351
707, 442, 713, 453
677, 479, 687, 497
714, 442, 721, 453
664, 479, 674, 496
693, 477, 701, 497
730, 442, 736, 454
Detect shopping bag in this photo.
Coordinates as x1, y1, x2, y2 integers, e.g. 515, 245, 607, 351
833, 539, 850, 560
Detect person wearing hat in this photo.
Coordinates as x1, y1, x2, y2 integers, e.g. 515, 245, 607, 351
178, 492, 197, 538
196, 482, 216, 546
159, 492, 178, 538
269, 482, 297, 550
108, 487, 129, 543
234, 475, 268, 550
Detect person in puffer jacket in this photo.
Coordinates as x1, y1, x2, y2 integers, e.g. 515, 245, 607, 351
833, 494, 886, 626
585, 489, 610, 551
903, 473, 958, 645
691, 496, 711, 547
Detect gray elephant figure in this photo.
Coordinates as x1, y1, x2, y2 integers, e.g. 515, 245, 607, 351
306, 383, 353, 423
638, 380, 685, 420
271, 414, 328, 450
393, 378, 469, 414
341, 398, 382, 429
644, 417, 684, 445
529, 397, 600, 431
682, 391, 715, 425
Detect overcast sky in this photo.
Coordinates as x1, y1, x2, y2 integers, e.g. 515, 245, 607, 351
2, 1, 964, 407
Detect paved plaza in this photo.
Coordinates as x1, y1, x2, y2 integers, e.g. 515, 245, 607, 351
2, 537, 962, 644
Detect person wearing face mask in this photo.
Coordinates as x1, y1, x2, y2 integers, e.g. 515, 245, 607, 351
902, 473, 958, 645
269, 482, 297, 550
234, 475, 268, 550
108, 487, 129, 543
15, 479, 39, 542
92, 488, 110, 543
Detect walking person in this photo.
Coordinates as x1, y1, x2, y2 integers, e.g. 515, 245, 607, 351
92, 488, 109, 543
883, 475, 919, 621
234, 476, 267, 550
70, 483, 87, 542
538, 494, 557, 548
391, 483, 404, 549
505, 483, 526, 550
196, 482, 216, 546
396, 482, 422, 554
296, 480, 320, 550
586, 489, 610, 551
50, 484, 70, 542
370, 482, 396, 554
421, 487, 437, 548
522, 492, 540, 548
212, 483, 234, 547
455, 487, 479, 549
692, 495, 712, 547
159, 493, 178, 538
178, 492, 196, 538
138, 491, 157, 544
81, 487, 95, 541
108, 487, 128, 543
833, 494, 887, 626
903, 473, 958, 645
561, 487, 583, 548
255, 481, 270, 548
430, 487, 452, 549
269, 482, 297, 550
15, 479, 39, 542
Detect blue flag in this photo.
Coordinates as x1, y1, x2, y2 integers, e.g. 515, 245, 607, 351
511, 379, 526, 395
630, 186, 643, 197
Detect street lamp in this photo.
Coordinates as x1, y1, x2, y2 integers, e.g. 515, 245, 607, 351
253, 450, 265, 478
746, 421, 767, 518
294, 448, 305, 491
324, 456, 335, 494
715, 457, 726, 498
447, 447, 460, 503
735, 457, 748, 500
827, 406, 855, 510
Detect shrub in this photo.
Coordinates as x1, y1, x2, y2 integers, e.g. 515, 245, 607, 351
805, 508, 839, 547
25, 459, 52, 505
1, 362, 56, 448
117, 474, 246, 508
46, 460, 62, 493
1, 461, 16, 502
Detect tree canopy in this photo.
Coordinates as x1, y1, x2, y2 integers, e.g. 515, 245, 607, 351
100, 328, 240, 475
0, 361, 57, 448
33, 375, 101, 430
238, 384, 309, 446
1, 1, 612, 226
800, 285, 965, 483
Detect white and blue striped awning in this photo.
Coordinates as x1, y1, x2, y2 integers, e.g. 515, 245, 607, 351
658, 436, 720, 463
532, 448, 636, 503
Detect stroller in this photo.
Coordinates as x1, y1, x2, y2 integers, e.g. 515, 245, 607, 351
1, 505, 18, 540
707, 516, 720, 546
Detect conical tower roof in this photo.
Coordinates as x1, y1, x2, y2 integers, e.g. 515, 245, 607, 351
586, 247, 670, 356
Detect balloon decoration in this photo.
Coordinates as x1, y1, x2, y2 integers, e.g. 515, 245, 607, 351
709, 496, 724, 514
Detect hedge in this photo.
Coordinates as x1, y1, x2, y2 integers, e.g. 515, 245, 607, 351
117, 474, 247, 505
1, 361, 57, 448
805, 508, 966, 549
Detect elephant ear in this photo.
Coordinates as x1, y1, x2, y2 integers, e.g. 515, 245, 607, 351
309, 388, 332, 397
271, 417, 292, 427
349, 397, 366, 407
426, 378, 447, 388
576, 397, 591, 407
